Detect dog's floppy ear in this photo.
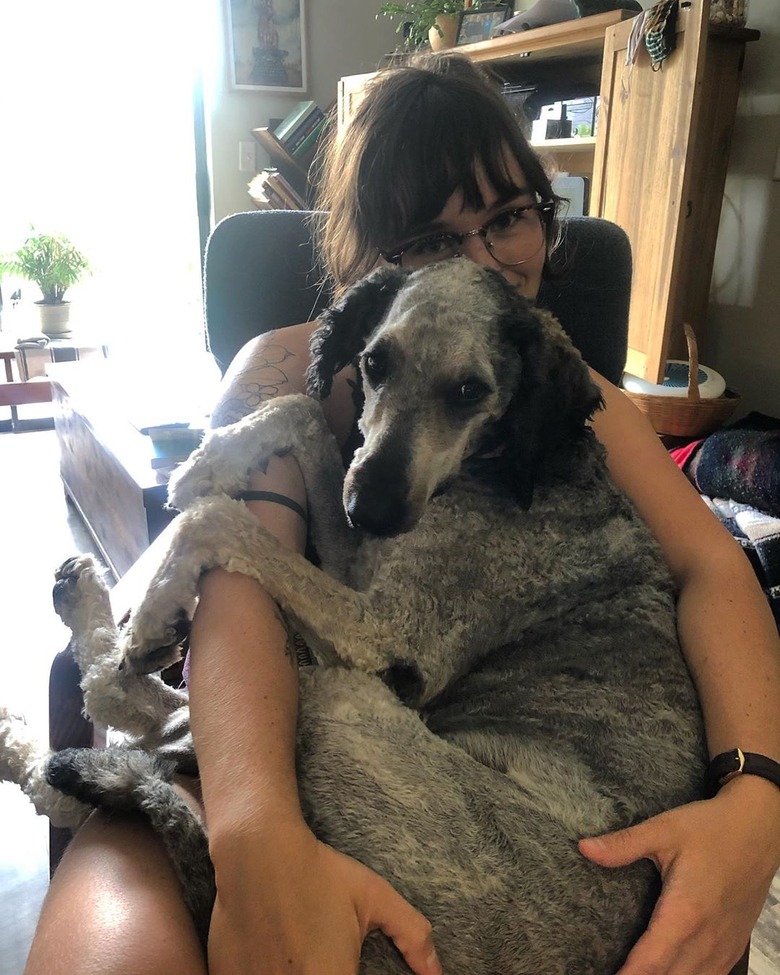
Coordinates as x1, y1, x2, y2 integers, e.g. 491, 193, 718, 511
501, 305, 604, 508
306, 267, 411, 399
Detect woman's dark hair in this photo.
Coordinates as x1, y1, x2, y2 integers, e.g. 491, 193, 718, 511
313, 52, 562, 295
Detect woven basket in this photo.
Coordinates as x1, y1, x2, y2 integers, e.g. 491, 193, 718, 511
624, 323, 740, 438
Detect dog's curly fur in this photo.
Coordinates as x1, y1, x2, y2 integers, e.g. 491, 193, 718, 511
0, 261, 705, 973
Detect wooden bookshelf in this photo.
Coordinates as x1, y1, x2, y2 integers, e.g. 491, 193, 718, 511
252, 126, 310, 202
456, 8, 634, 64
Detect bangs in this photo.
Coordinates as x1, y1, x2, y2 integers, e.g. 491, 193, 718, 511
355, 76, 535, 251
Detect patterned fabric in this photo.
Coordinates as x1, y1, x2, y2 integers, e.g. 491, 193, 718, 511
702, 497, 780, 630
644, 0, 679, 68
671, 412, 780, 629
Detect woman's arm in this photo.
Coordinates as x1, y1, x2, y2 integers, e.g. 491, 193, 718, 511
582, 374, 780, 975
210, 326, 356, 443
187, 326, 439, 975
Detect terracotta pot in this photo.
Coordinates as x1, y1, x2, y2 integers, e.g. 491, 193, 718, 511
37, 300, 72, 338
428, 13, 459, 50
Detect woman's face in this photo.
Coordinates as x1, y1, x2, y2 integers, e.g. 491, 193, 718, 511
388, 159, 546, 300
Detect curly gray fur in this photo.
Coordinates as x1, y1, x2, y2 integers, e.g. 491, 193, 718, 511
3, 262, 705, 973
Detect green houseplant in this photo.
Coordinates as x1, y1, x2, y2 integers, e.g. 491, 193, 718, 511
379, 1, 483, 50
0, 230, 90, 337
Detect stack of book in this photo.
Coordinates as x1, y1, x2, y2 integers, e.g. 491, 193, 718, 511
273, 100, 327, 166
251, 101, 329, 209
248, 169, 307, 210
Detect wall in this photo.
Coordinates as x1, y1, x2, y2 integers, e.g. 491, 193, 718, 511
208, 0, 398, 221
208, 0, 780, 417
702, 0, 780, 418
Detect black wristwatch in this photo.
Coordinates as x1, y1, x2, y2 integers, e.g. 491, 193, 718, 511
705, 748, 780, 797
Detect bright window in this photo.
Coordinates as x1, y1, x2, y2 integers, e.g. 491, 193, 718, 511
0, 0, 211, 367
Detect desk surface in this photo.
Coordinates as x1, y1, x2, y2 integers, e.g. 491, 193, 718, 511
49, 362, 164, 490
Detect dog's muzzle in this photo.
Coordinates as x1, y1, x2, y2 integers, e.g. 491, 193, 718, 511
343, 450, 416, 537
344, 479, 409, 537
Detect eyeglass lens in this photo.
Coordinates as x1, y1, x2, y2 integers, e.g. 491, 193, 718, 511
399, 205, 546, 269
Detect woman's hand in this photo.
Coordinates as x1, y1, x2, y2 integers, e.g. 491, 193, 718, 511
579, 776, 780, 975
207, 822, 442, 975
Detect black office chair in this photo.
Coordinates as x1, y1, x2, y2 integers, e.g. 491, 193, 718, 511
203, 209, 631, 385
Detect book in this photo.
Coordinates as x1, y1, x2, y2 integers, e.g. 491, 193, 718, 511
292, 116, 327, 161
248, 172, 285, 209
283, 107, 326, 154
248, 171, 299, 210
274, 100, 318, 144
263, 178, 292, 210
268, 170, 306, 209
247, 175, 275, 209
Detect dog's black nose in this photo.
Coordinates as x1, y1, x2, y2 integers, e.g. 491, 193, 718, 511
345, 487, 408, 537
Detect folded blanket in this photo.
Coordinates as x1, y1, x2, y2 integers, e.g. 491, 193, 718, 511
673, 413, 780, 519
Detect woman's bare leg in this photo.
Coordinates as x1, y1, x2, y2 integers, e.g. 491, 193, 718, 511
25, 808, 207, 975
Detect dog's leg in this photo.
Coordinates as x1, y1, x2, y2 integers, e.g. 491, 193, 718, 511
169, 394, 356, 580
0, 707, 90, 829
45, 747, 213, 946
53, 555, 188, 737
118, 496, 393, 679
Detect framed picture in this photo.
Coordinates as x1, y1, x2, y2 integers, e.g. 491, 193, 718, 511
456, 4, 512, 46
227, 0, 307, 92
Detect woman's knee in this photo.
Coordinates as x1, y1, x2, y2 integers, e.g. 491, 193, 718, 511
25, 810, 207, 975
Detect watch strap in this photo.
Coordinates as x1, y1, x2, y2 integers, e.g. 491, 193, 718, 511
705, 748, 780, 797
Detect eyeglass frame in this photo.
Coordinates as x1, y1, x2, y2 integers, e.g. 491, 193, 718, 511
380, 199, 556, 269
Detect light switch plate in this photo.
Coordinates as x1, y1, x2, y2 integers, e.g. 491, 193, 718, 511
239, 141, 256, 173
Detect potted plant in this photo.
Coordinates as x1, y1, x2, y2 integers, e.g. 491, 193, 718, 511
379, 1, 483, 51
0, 230, 90, 337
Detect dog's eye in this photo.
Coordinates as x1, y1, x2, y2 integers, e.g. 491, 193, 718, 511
362, 352, 387, 385
450, 380, 490, 406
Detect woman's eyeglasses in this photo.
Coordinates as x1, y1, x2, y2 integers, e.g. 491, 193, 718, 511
382, 200, 555, 270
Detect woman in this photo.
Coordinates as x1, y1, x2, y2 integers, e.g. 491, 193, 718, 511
26, 53, 780, 975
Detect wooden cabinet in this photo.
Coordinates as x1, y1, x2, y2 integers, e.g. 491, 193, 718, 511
592, 3, 758, 381
338, 1, 759, 383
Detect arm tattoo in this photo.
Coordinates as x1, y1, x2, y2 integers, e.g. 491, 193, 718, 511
210, 342, 296, 429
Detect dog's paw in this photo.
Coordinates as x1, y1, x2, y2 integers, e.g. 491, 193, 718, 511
45, 746, 176, 813
52, 555, 111, 630
118, 609, 192, 676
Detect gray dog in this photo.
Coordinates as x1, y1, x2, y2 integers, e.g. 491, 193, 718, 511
0, 261, 705, 973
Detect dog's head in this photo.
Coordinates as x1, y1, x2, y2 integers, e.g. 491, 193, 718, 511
307, 261, 603, 536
